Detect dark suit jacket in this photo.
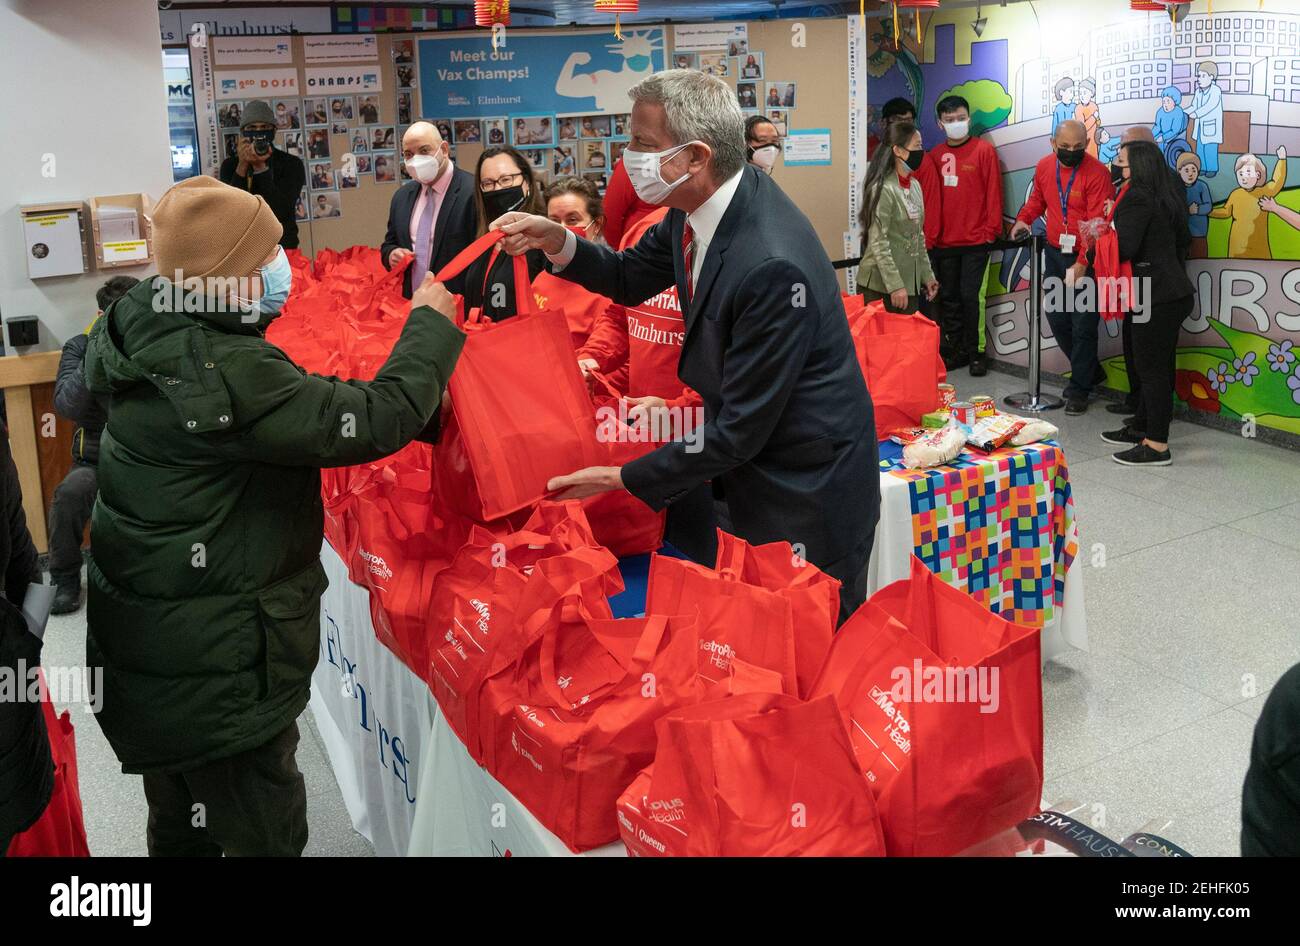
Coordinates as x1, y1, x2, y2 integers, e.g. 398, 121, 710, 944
381, 166, 479, 298
555, 165, 880, 567
1114, 185, 1194, 304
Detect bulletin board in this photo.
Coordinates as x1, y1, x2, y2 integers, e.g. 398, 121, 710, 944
190, 20, 857, 265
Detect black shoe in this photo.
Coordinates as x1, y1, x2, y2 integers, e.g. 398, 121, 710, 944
969, 354, 988, 377
50, 573, 82, 615
943, 351, 970, 371
1064, 398, 1088, 416
1112, 443, 1172, 466
1101, 426, 1144, 445
1123, 416, 1138, 428
1106, 401, 1138, 415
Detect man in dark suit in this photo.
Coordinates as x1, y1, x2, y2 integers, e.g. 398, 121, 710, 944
382, 121, 479, 298
497, 69, 879, 621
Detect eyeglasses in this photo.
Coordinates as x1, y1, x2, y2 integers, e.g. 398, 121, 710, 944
481, 172, 524, 192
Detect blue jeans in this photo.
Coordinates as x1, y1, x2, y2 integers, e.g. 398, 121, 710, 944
1197, 141, 1219, 176
1043, 245, 1103, 401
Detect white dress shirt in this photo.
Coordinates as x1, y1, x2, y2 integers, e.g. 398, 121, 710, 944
547, 168, 745, 289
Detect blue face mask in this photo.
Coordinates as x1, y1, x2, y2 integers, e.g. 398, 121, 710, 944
626, 55, 651, 71
238, 247, 292, 323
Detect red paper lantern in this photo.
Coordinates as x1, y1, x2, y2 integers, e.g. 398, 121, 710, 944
1130, 1, 1166, 10
595, 0, 638, 39
474, 0, 510, 28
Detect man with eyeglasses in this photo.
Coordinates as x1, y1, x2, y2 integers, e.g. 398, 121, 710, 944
381, 121, 479, 298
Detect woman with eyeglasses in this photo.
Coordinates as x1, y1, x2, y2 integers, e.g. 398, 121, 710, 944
465, 147, 547, 321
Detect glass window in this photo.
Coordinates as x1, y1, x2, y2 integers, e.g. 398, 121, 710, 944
163, 51, 199, 183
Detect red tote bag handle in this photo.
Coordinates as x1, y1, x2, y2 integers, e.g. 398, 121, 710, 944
432, 230, 535, 318
538, 613, 670, 710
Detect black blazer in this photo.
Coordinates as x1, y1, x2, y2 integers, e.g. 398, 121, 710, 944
555, 165, 880, 567
381, 166, 479, 298
464, 248, 546, 321
1114, 185, 1195, 306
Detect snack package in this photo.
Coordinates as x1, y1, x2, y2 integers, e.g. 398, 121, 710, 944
901, 423, 967, 469
965, 413, 1026, 452
888, 426, 930, 446
921, 411, 950, 429
1009, 418, 1059, 446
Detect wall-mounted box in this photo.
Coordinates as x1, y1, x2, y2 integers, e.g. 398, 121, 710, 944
19, 202, 90, 279
6, 316, 39, 348
89, 193, 154, 269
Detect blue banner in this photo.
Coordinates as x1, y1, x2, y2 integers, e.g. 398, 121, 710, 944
417, 28, 666, 119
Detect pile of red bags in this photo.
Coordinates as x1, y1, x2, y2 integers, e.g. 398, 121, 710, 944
266, 244, 1043, 857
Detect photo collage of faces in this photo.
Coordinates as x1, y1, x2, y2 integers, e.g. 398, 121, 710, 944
227, 38, 424, 224
673, 38, 794, 138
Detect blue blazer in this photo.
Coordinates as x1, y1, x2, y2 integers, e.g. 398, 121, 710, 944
554, 166, 879, 566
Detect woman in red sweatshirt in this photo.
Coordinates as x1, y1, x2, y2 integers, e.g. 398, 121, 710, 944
574, 160, 702, 426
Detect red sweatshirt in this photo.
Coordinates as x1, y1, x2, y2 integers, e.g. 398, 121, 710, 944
577, 207, 702, 412
918, 136, 1004, 250
1016, 151, 1115, 253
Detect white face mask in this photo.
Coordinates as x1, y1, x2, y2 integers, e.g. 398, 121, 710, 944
623, 141, 699, 205
749, 144, 779, 173
943, 119, 970, 140
405, 152, 442, 184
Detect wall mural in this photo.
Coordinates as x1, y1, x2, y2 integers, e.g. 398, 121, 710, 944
864, 0, 1300, 435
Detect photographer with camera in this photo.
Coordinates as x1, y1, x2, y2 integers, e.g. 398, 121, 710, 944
218, 100, 306, 251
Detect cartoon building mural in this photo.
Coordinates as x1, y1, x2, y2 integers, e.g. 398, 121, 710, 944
863, 0, 1300, 435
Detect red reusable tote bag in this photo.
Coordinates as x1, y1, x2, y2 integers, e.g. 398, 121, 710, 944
6, 677, 90, 857
481, 601, 705, 852
848, 300, 945, 438
645, 548, 799, 696
713, 531, 841, 698
811, 555, 1043, 857
430, 232, 604, 521
427, 501, 622, 763
616, 692, 885, 857
582, 370, 666, 556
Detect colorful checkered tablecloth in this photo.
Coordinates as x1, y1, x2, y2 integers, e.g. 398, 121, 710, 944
869, 441, 1087, 659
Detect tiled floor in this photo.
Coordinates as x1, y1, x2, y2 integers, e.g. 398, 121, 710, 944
37, 365, 1298, 857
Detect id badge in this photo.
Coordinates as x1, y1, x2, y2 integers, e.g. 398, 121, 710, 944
1059, 233, 1077, 254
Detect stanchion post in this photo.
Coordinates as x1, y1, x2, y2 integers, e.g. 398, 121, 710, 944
1005, 233, 1064, 413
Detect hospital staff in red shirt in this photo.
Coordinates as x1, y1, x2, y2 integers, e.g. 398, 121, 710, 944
1011, 119, 1116, 415
918, 94, 1004, 376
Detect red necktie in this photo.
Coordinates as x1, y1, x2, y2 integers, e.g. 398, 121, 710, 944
681, 220, 695, 303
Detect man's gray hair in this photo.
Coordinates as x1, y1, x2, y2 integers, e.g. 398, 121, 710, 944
629, 69, 746, 181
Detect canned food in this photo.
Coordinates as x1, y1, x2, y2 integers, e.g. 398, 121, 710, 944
937, 383, 956, 409
951, 401, 976, 426
972, 395, 995, 417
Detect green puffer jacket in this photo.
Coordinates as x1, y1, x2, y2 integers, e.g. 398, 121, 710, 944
83, 277, 464, 774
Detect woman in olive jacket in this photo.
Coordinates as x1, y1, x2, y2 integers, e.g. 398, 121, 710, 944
856, 121, 940, 314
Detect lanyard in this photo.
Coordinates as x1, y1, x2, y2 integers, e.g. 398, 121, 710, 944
1056, 162, 1080, 226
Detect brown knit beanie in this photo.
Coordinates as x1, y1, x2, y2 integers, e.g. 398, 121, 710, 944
152, 177, 282, 283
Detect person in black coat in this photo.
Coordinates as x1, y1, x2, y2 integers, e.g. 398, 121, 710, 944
1242, 662, 1300, 856
497, 71, 879, 621
47, 276, 137, 615
1094, 140, 1194, 467
217, 100, 306, 251
462, 146, 546, 321
381, 121, 480, 299
0, 424, 48, 855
